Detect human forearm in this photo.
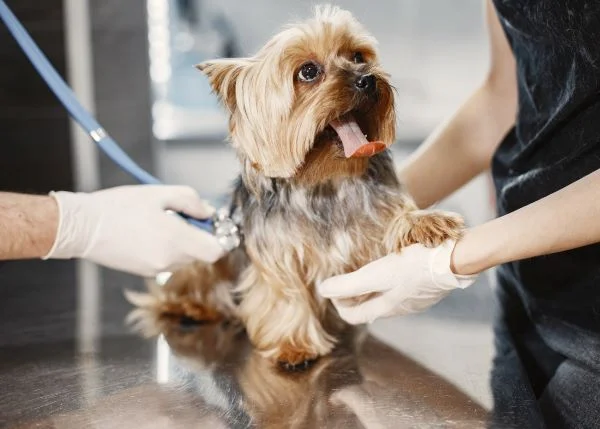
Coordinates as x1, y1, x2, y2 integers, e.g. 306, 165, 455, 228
451, 169, 600, 275
319, 169, 600, 324
399, 0, 517, 209
0, 185, 225, 276
399, 83, 516, 209
0, 192, 58, 259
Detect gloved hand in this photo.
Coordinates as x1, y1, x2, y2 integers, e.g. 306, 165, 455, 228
43, 185, 225, 277
317, 240, 478, 324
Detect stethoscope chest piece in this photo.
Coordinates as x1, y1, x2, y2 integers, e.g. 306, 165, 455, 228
212, 208, 242, 252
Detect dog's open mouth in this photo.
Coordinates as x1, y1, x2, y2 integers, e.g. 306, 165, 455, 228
322, 112, 386, 158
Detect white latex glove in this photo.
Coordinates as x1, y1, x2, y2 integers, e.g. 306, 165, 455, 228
43, 185, 225, 277
317, 240, 478, 324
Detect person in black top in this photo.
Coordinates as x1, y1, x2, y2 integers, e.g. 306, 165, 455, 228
318, 1, 600, 427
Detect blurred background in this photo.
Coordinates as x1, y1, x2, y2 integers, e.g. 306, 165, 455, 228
150, 0, 490, 201
0, 0, 499, 419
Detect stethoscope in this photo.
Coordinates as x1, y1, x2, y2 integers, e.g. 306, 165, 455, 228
0, 0, 241, 252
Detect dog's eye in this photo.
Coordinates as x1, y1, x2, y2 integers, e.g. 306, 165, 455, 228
353, 52, 365, 64
298, 62, 321, 82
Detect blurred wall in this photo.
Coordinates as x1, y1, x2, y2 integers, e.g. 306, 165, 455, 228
0, 0, 74, 194
89, 0, 156, 189
0, 0, 158, 340
88, 0, 157, 332
0, 0, 77, 345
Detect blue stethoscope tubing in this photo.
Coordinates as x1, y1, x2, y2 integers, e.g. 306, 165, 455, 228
0, 0, 213, 232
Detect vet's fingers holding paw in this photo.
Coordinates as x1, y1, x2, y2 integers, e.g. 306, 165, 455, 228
318, 240, 479, 324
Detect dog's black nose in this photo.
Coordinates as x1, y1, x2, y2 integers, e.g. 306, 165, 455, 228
354, 74, 375, 91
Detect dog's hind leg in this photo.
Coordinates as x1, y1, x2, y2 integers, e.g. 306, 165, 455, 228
125, 251, 245, 336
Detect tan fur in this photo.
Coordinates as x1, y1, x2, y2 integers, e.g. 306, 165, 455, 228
294, 143, 369, 186
198, 5, 394, 178
126, 4, 464, 368
387, 209, 465, 250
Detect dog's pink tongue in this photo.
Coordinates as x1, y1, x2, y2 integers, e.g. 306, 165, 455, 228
330, 114, 386, 158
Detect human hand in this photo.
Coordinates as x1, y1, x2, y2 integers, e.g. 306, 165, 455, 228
43, 185, 225, 277
317, 240, 478, 324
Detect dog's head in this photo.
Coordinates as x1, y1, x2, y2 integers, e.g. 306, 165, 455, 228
197, 5, 396, 179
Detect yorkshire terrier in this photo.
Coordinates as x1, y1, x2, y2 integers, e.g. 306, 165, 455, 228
127, 4, 463, 369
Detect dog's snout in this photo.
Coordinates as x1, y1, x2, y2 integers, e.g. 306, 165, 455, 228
354, 74, 375, 91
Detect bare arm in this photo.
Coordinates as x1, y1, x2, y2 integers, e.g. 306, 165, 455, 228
452, 169, 600, 275
0, 192, 58, 259
399, 0, 518, 209
0, 185, 225, 276
318, 169, 600, 324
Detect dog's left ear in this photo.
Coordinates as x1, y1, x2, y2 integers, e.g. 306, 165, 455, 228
196, 59, 248, 112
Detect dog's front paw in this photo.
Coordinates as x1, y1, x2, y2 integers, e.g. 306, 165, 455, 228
402, 210, 464, 248
386, 209, 464, 252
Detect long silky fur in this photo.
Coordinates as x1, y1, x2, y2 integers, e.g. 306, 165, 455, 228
126, 4, 464, 366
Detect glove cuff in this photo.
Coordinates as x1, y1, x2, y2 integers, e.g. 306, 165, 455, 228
429, 240, 477, 290
42, 191, 90, 260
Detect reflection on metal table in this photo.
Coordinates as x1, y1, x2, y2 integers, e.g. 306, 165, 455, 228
0, 258, 494, 429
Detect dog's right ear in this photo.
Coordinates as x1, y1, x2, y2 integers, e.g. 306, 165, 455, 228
196, 59, 248, 112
